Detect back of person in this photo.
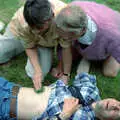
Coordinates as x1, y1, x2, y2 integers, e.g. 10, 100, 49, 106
71, 1, 120, 34
70, 1, 120, 62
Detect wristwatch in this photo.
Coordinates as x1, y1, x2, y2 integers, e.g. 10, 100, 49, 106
63, 73, 70, 77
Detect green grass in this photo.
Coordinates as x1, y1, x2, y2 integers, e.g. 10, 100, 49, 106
0, 0, 120, 100
0, 0, 22, 24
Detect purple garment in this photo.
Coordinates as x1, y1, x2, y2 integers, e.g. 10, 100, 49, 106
71, 1, 120, 62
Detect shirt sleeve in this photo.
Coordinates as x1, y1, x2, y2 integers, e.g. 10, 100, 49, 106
9, 7, 37, 49
73, 73, 101, 105
9, 19, 37, 49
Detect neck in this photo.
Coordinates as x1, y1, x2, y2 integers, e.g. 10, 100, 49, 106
17, 86, 51, 119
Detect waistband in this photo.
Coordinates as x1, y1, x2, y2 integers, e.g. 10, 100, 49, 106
10, 85, 20, 119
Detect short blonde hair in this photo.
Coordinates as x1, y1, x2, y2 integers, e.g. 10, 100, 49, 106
55, 5, 87, 34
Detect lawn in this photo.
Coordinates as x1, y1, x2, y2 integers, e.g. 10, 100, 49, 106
0, 0, 120, 100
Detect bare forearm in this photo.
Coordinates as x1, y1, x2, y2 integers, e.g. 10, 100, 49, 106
26, 48, 42, 73
62, 47, 72, 74
49, 98, 79, 120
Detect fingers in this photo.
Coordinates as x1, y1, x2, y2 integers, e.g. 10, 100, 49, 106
60, 75, 69, 85
33, 79, 42, 90
71, 97, 79, 105
64, 97, 79, 106
70, 98, 80, 111
62, 97, 80, 117
57, 72, 64, 78
50, 68, 63, 78
72, 98, 80, 110
62, 79, 68, 85
33, 73, 42, 90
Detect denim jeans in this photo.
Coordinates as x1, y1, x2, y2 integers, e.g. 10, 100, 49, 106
0, 24, 24, 64
25, 47, 52, 79
0, 77, 21, 120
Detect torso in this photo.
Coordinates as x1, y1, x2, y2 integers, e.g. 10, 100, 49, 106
17, 87, 51, 119
9, 0, 68, 49
71, 1, 120, 61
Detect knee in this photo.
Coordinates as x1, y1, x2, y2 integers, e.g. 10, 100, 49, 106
25, 63, 49, 79
103, 69, 118, 77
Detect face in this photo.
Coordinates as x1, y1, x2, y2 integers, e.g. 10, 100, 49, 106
56, 27, 86, 41
32, 13, 54, 34
95, 99, 120, 120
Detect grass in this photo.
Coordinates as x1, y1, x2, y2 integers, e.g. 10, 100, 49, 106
0, 0, 120, 100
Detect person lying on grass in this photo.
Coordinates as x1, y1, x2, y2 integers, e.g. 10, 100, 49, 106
0, 73, 120, 120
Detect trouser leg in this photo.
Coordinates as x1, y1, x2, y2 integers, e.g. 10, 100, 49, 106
0, 25, 24, 63
25, 47, 52, 80
0, 77, 20, 119
77, 58, 90, 74
103, 56, 120, 77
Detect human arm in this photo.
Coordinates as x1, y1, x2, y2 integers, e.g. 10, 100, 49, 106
60, 46, 72, 84
26, 48, 42, 90
49, 98, 80, 120
59, 98, 80, 119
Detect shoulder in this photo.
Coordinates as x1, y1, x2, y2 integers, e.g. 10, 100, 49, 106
11, 6, 25, 24
49, 0, 67, 16
9, 6, 29, 36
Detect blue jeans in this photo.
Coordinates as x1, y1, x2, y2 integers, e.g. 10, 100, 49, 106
0, 77, 21, 120
0, 25, 24, 64
25, 47, 52, 79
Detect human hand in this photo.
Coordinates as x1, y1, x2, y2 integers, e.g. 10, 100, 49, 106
60, 74, 70, 84
60, 98, 80, 119
33, 72, 42, 90
50, 67, 63, 78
